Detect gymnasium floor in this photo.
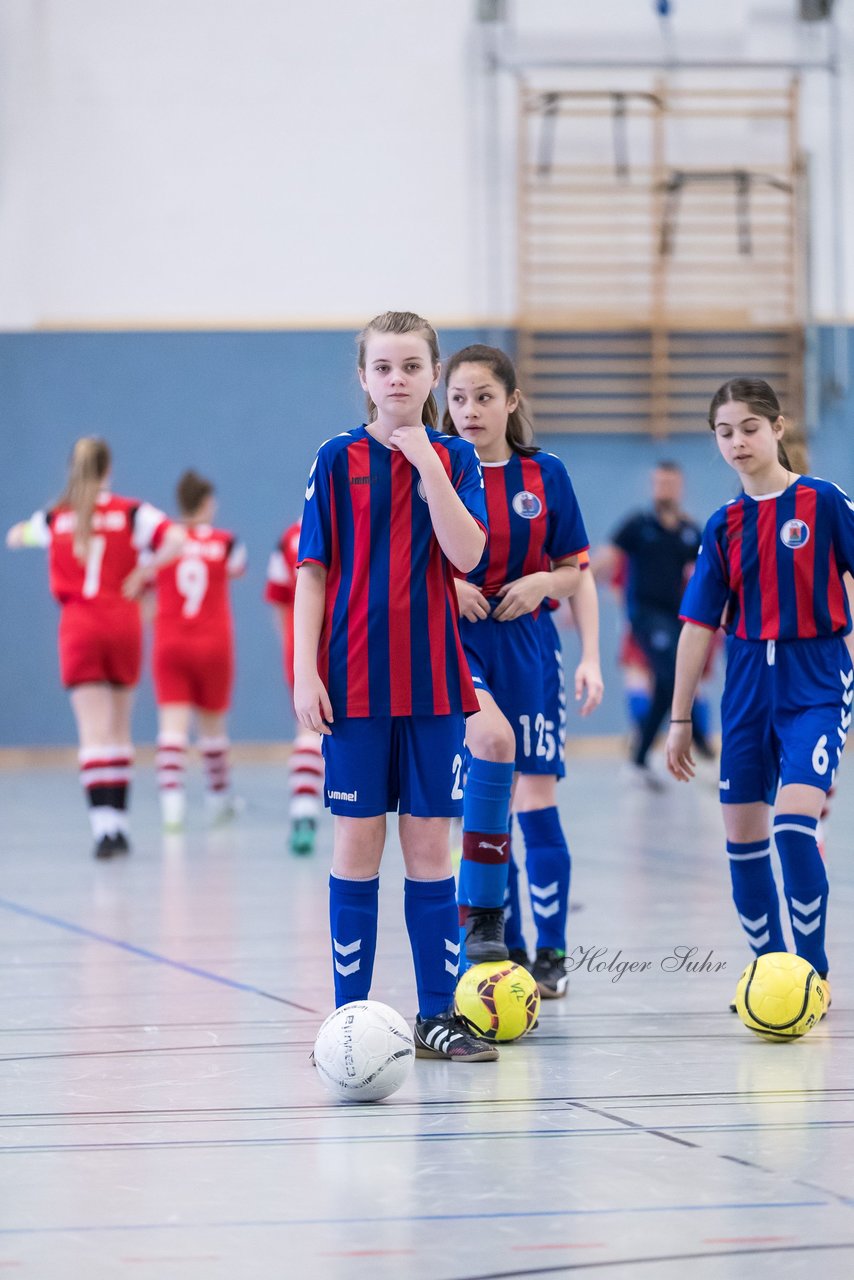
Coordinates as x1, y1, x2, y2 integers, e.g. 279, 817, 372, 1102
1, 752, 853, 1279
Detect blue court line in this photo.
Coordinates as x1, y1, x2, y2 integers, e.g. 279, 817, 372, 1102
0, 1200, 832, 1237
0, 896, 318, 1014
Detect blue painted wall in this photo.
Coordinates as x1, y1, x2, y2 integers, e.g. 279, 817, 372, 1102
1, 326, 852, 747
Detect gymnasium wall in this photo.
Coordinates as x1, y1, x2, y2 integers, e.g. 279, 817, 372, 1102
2, 3, 852, 745
1, 1, 853, 327
2, 324, 852, 748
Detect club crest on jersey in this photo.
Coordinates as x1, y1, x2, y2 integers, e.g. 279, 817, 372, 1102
512, 490, 542, 519
780, 518, 810, 549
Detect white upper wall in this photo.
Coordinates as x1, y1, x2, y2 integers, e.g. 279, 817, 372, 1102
1, 0, 852, 328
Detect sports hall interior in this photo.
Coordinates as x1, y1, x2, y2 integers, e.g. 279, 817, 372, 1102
1, 2, 854, 1277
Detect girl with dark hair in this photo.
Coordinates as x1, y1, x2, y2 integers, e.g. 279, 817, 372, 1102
444, 345, 593, 998
151, 471, 247, 831
6, 437, 182, 858
667, 378, 854, 1005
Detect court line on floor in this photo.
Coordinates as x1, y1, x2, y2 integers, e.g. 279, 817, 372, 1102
0, 1200, 832, 1238
572, 1097, 854, 1209
0, 896, 319, 1014
456, 1239, 854, 1278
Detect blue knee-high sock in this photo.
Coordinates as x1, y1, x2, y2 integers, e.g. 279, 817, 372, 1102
503, 835, 527, 953
458, 758, 514, 910
774, 814, 829, 975
328, 873, 379, 1007
693, 695, 711, 739
627, 690, 650, 731
726, 840, 786, 956
405, 876, 460, 1019
517, 807, 570, 953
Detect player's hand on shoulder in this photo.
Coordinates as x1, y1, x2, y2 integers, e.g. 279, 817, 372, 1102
455, 579, 490, 622
665, 723, 695, 782
492, 573, 547, 621
294, 673, 333, 735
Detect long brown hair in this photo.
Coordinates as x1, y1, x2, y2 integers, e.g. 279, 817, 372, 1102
57, 436, 111, 561
356, 311, 440, 429
442, 345, 538, 458
708, 378, 793, 471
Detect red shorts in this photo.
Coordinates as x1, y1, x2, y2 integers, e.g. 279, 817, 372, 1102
59, 601, 142, 688
153, 633, 234, 712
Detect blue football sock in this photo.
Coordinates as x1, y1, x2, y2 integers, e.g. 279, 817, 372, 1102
503, 838, 527, 953
328, 873, 379, 1007
693, 695, 711, 739
517, 807, 570, 953
459, 757, 514, 910
405, 876, 460, 1019
726, 840, 786, 956
627, 690, 651, 731
774, 814, 829, 975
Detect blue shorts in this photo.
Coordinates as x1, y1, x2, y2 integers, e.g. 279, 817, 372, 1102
322, 714, 466, 817
720, 635, 853, 805
460, 611, 558, 775
536, 609, 567, 779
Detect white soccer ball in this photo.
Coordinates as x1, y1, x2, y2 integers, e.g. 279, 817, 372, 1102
312, 1000, 415, 1103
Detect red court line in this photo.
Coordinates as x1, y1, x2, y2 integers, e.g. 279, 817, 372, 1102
702, 1237, 798, 1244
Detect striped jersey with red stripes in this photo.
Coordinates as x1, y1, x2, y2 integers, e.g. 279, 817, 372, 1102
29, 493, 169, 606
680, 477, 854, 640
468, 451, 588, 600
297, 425, 487, 718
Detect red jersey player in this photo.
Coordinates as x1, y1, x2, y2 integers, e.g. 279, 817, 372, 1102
151, 471, 246, 831
265, 519, 325, 854
6, 436, 182, 858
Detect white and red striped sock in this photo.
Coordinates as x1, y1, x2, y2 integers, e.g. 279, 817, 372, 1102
200, 735, 230, 796
288, 731, 324, 822
156, 733, 188, 795
79, 746, 123, 837
108, 743, 134, 836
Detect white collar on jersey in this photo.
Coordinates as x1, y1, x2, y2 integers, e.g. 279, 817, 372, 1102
749, 475, 802, 502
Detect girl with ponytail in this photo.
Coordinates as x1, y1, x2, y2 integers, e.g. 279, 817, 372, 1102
443, 344, 597, 999
7, 437, 183, 858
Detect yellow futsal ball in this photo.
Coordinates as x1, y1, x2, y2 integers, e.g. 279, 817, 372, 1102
735, 952, 827, 1042
454, 961, 540, 1042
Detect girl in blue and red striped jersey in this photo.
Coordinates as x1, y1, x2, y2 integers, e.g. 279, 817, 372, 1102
294, 311, 497, 1063
667, 378, 854, 1002
443, 346, 590, 993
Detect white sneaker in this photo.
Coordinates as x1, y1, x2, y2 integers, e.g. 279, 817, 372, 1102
204, 792, 243, 826
160, 789, 186, 832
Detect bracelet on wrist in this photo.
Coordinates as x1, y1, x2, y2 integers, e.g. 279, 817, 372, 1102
670, 718, 692, 724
